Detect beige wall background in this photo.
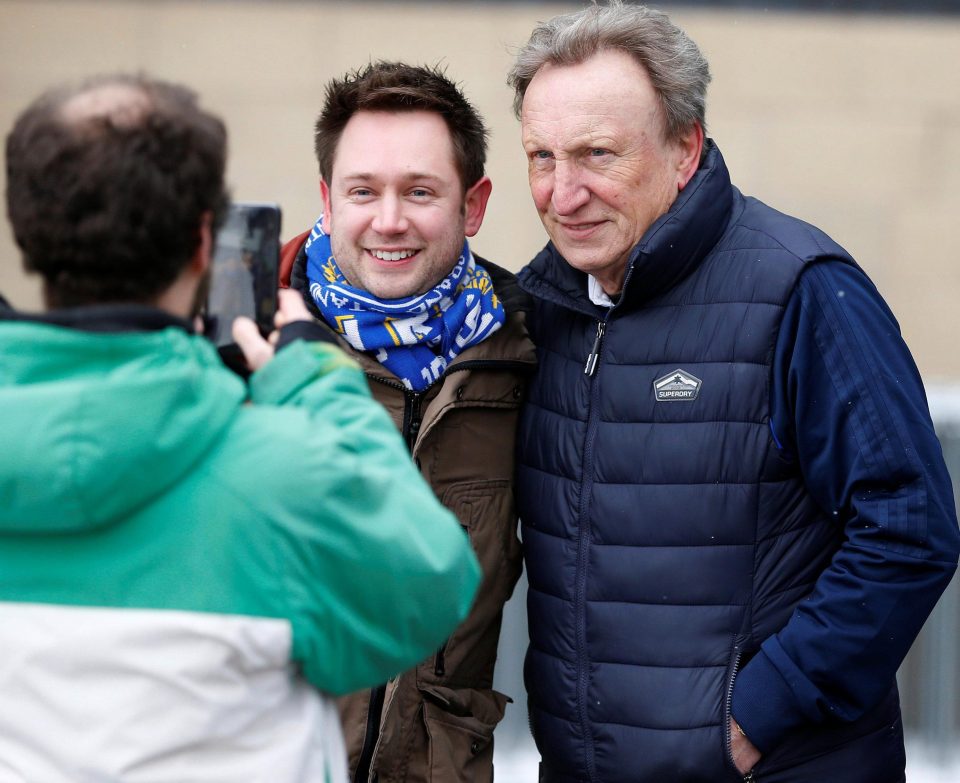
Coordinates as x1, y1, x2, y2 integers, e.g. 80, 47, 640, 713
2, 0, 958, 381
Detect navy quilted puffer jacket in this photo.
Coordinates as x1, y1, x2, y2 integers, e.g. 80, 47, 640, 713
516, 142, 959, 782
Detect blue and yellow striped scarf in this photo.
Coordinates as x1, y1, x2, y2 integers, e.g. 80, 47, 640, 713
304, 215, 505, 391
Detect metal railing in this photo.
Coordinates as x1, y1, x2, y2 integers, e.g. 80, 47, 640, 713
898, 409, 960, 760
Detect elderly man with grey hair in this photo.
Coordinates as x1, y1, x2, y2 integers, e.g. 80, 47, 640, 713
509, 2, 959, 782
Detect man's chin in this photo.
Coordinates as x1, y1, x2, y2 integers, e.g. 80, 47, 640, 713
555, 249, 604, 275
557, 249, 628, 289
365, 274, 425, 301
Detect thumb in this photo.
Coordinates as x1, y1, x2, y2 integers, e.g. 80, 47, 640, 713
232, 316, 274, 372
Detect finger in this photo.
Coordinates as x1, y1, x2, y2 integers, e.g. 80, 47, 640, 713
232, 316, 274, 372
275, 288, 312, 329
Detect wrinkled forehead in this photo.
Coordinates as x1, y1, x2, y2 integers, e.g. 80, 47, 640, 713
520, 53, 664, 145
522, 51, 660, 117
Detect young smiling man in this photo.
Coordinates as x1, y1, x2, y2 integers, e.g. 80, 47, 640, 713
278, 62, 536, 783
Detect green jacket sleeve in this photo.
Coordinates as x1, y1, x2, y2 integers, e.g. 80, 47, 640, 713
249, 339, 481, 695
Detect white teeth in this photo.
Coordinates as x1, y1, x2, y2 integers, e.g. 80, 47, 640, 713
371, 249, 416, 261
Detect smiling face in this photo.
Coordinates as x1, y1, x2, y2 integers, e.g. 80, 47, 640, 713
321, 110, 491, 299
521, 49, 702, 295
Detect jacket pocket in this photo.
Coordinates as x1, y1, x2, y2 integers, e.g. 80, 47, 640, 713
419, 683, 509, 783
435, 480, 522, 678
441, 479, 522, 575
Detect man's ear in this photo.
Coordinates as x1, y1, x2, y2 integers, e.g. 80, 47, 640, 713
320, 178, 333, 230
191, 211, 213, 276
676, 123, 704, 192
463, 176, 493, 237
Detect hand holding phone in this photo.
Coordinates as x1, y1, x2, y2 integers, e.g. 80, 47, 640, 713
232, 289, 317, 373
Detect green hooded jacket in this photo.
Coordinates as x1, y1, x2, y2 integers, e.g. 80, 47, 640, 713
0, 310, 480, 782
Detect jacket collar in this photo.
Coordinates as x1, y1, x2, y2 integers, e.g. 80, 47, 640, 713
519, 140, 734, 316
0, 303, 193, 334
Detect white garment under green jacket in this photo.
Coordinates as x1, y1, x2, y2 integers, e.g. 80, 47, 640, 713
0, 310, 481, 783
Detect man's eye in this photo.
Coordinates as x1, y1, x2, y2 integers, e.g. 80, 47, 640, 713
410, 189, 430, 198
590, 148, 610, 157
351, 189, 373, 197
532, 151, 553, 160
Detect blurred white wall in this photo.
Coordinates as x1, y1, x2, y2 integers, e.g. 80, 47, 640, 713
1, 1, 958, 381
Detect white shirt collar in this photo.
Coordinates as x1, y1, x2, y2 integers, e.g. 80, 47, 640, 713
588, 275, 617, 308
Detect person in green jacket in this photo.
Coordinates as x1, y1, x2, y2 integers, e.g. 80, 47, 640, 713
0, 72, 480, 783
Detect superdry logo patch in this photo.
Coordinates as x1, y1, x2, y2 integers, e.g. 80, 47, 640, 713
654, 369, 702, 402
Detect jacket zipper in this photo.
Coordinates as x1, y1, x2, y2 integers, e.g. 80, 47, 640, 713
434, 643, 447, 676
518, 268, 627, 782
357, 361, 532, 776
575, 316, 609, 783
725, 642, 757, 782
578, 273, 758, 782
584, 321, 606, 376
404, 392, 423, 452
423, 363, 534, 680
364, 375, 424, 451
353, 378, 422, 783
354, 685, 386, 783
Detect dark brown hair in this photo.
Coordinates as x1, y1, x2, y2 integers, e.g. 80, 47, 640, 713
5, 73, 228, 308
314, 61, 488, 192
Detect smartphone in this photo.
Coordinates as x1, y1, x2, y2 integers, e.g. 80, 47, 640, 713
206, 201, 281, 348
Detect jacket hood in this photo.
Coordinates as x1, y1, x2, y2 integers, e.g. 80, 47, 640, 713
519, 140, 735, 315
0, 307, 245, 534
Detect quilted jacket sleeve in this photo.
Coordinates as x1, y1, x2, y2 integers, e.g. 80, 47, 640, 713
732, 261, 960, 752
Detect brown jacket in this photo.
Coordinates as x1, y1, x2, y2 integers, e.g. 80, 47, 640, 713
281, 233, 536, 782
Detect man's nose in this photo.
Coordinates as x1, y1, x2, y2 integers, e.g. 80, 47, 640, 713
372, 194, 409, 234
551, 160, 590, 216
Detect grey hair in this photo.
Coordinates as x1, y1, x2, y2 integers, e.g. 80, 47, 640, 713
507, 1, 711, 142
